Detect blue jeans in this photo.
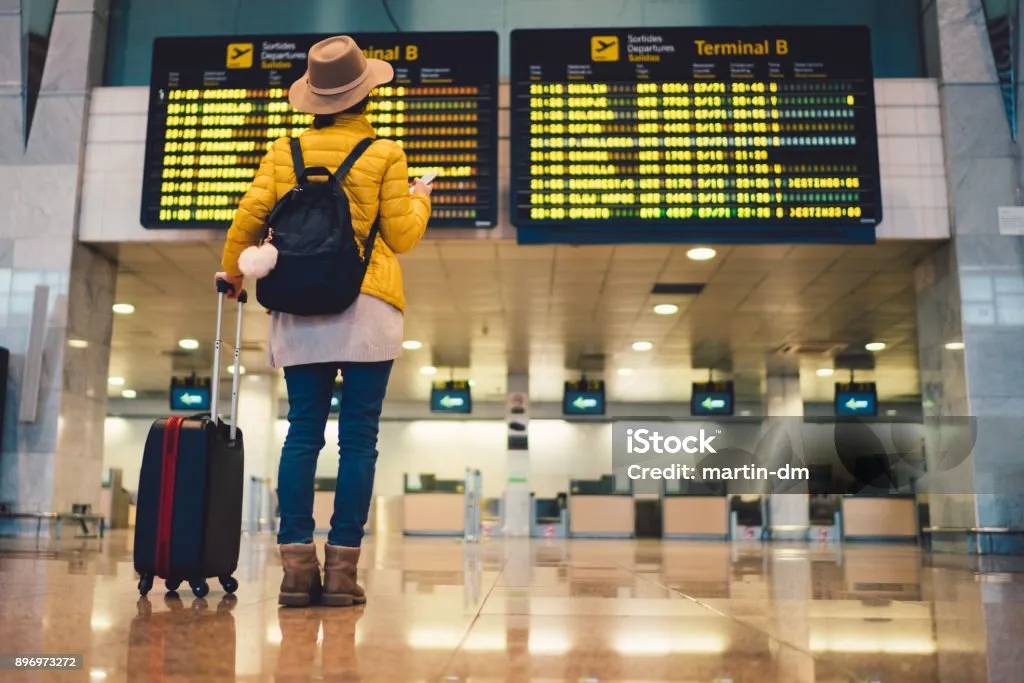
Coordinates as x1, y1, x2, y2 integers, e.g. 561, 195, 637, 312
277, 360, 393, 547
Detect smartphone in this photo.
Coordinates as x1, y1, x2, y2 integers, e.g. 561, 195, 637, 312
410, 170, 438, 193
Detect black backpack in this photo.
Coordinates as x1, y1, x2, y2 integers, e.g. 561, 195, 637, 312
255, 137, 379, 316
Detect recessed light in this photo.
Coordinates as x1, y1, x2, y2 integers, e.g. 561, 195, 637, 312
112, 303, 135, 315
632, 341, 653, 352
944, 341, 965, 351
68, 338, 89, 349
886, 409, 898, 417
686, 247, 717, 261
865, 342, 886, 352
402, 340, 423, 350
740, 410, 752, 417
653, 303, 679, 315
228, 365, 246, 375
121, 389, 137, 399
108, 376, 125, 387
420, 366, 437, 376
816, 368, 834, 377
178, 338, 199, 350
617, 368, 634, 376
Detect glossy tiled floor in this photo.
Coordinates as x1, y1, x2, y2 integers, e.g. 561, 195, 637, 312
1, 532, 1023, 682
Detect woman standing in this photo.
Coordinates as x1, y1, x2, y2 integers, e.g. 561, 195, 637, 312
216, 35, 431, 607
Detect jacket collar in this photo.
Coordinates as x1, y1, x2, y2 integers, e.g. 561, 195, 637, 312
328, 114, 376, 137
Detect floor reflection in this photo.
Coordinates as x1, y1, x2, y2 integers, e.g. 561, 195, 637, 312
0, 532, 1021, 682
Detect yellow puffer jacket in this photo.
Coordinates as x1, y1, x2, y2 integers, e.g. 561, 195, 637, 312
221, 114, 430, 312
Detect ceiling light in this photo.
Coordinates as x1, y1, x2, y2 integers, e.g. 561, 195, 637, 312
653, 303, 679, 315
419, 366, 438, 376
617, 368, 634, 376
944, 341, 965, 350
402, 340, 423, 350
227, 365, 246, 375
112, 303, 135, 315
178, 338, 199, 350
68, 338, 89, 349
632, 341, 653, 352
816, 368, 834, 377
108, 376, 125, 387
121, 389, 137, 399
865, 342, 886, 352
886, 409, 898, 416
686, 247, 717, 261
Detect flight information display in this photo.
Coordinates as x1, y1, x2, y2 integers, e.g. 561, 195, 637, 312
510, 26, 881, 244
142, 32, 499, 229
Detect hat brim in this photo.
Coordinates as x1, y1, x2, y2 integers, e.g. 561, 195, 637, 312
288, 59, 395, 115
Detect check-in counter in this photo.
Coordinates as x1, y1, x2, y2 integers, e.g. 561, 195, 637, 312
568, 476, 634, 538
531, 492, 568, 538
402, 473, 466, 537
841, 494, 918, 542
662, 488, 729, 540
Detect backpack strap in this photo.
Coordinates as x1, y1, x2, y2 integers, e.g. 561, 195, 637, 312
333, 138, 376, 181
289, 138, 305, 179
332, 138, 379, 267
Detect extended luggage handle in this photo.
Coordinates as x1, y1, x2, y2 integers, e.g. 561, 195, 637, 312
213, 279, 247, 441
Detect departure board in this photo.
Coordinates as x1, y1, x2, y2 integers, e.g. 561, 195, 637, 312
142, 32, 499, 229
510, 26, 881, 244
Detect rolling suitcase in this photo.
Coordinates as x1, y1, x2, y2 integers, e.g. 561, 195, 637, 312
134, 280, 247, 598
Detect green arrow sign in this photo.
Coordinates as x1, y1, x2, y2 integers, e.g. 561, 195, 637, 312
439, 395, 465, 408
180, 392, 203, 406
701, 396, 726, 410
845, 398, 869, 410
572, 396, 598, 410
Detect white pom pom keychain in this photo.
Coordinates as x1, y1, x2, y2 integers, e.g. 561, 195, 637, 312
238, 228, 279, 279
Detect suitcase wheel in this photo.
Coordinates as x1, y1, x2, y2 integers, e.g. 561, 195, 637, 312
219, 576, 239, 594
165, 578, 182, 593
190, 580, 210, 599
138, 574, 154, 596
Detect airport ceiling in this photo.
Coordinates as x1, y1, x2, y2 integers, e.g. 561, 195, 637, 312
107, 239, 941, 405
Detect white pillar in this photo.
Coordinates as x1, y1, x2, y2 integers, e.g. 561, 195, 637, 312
237, 373, 278, 531
502, 373, 531, 537
764, 372, 809, 539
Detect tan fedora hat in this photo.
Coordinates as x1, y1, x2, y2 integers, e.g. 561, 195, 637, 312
289, 36, 394, 115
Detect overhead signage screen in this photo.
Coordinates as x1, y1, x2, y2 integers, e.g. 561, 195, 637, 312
691, 381, 734, 416
835, 382, 878, 416
431, 380, 472, 414
563, 380, 606, 416
169, 376, 211, 411
510, 26, 881, 245
143, 32, 499, 229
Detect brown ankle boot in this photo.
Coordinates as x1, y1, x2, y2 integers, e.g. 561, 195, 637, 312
323, 545, 365, 607
278, 543, 322, 607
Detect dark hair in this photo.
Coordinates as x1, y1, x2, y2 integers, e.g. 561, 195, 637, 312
311, 96, 371, 129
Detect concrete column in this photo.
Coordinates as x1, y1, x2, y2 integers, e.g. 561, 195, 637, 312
764, 372, 810, 539
502, 373, 531, 537
236, 373, 278, 531
0, 0, 116, 532
915, 0, 1024, 553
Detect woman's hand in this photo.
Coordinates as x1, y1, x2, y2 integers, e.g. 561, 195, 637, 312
215, 272, 244, 299
410, 179, 433, 198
